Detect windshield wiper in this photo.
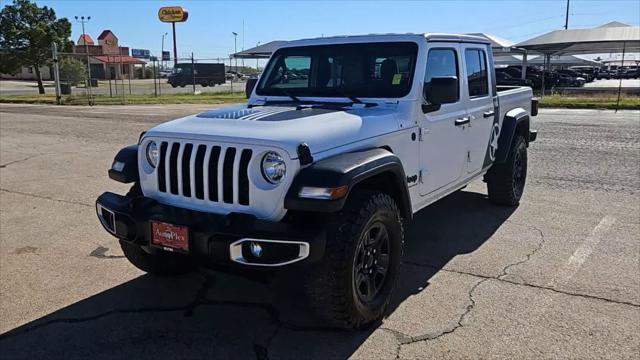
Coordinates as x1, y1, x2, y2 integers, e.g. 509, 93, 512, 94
254, 89, 306, 108
332, 89, 377, 107
275, 89, 302, 103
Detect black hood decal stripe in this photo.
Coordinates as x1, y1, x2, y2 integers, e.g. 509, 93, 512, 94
197, 106, 344, 122
242, 108, 291, 121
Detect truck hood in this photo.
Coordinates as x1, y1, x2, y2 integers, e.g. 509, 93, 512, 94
144, 104, 400, 159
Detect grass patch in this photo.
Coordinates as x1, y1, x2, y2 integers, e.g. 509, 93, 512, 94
1, 92, 638, 110
0, 92, 246, 105
539, 94, 640, 110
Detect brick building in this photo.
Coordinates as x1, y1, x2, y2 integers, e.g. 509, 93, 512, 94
74, 30, 146, 79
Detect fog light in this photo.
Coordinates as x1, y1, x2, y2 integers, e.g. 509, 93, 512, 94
250, 242, 263, 258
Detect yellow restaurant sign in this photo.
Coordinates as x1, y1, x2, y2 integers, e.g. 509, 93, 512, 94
158, 6, 189, 23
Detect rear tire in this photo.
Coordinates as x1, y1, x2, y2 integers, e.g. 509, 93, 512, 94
306, 190, 404, 330
486, 135, 528, 206
120, 240, 194, 276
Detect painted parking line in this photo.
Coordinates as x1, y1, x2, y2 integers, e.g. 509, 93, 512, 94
529, 215, 616, 316
548, 215, 616, 287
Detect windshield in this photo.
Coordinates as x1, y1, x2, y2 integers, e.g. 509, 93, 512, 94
256, 42, 418, 98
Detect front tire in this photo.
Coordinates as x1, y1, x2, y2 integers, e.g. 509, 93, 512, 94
486, 135, 528, 206
120, 183, 194, 276
306, 190, 404, 329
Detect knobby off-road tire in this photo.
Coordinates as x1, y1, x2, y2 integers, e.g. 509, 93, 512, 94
306, 190, 404, 330
486, 135, 528, 206
120, 184, 194, 276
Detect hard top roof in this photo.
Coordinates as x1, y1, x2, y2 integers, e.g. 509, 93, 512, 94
278, 33, 490, 48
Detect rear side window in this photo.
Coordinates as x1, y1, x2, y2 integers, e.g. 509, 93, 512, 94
424, 48, 459, 102
465, 49, 488, 97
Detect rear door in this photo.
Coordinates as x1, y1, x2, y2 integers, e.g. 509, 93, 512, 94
419, 44, 468, 196
461, 45, 498, 174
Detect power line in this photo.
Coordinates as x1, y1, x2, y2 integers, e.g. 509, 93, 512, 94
483, 15, 564, 33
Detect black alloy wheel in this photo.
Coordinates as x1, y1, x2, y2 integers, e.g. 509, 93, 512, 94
512, 146, 526, 200
353, 222, 390, 303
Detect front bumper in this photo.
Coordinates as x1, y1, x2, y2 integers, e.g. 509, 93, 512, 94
96, 192, 326, 268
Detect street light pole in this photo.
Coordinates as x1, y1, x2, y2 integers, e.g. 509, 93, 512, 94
256, 42, 260, 71
161, 32, 168, 71
232, 32, 238, 74
75, 15, 93, 105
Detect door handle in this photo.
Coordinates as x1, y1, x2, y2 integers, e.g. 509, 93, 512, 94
455, 117, 470, 126
483, 110, 495, 118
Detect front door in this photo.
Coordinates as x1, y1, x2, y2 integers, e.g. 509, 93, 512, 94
461, 46, 498, 174
419, 45, 468, 196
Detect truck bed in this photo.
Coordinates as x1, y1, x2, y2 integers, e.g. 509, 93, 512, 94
497, 85, 533, 120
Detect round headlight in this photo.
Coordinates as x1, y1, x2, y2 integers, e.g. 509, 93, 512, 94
146, 141, 159, 168
261, 151, 286, 184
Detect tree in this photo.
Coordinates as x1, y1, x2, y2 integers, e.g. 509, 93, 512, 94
0, 0, 71, 94
59, 57, 85, 86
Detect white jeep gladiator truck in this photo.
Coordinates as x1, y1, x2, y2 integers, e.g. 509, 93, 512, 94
97, 33, 537, 329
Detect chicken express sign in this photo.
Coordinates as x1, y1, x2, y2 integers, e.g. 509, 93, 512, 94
158, 6, 189, 23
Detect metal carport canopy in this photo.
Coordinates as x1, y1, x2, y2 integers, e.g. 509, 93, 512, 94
514, 25, 640, 55
231, 41, 288, 59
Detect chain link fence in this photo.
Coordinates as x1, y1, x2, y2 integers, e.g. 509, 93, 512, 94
47, 45, 255, 105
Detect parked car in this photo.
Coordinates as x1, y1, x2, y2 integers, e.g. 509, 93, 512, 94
168, 63, 226, 88
502, 67, 543, 89
620, 68, 640, 79
563, 69, 592, 82
553, 72, 586, 87
554, 70, 585, 87
495, 70, 533, 87
568, 66, 598, 82
596, 69, 613, 79
97, 33, 538, 330
508, 66, 558, 88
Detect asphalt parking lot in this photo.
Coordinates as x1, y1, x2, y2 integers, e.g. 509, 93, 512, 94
0, 104, 638, 359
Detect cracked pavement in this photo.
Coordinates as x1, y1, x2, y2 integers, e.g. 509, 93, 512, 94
0, 105, 639, 359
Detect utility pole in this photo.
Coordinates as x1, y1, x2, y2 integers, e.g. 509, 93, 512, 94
564, 0, 570, 29
232, 32, 238, 74
75, 15, 93, 105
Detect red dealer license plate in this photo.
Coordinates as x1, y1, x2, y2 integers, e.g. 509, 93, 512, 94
150, 221, 189, 253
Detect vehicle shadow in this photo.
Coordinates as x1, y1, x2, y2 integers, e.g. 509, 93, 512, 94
0, 190, 516, 360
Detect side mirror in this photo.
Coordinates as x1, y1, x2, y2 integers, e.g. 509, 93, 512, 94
422, 76, 459, 113
245, 77, 259, 98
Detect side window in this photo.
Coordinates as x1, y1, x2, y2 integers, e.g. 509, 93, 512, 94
424, 48, 459, 102
464, 49, 488, 97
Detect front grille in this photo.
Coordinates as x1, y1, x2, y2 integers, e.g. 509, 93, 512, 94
157, 141, 252, 206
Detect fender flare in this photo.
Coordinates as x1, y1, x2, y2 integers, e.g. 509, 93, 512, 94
108, 145, 139, 184
284, 148, 412, 219
494, 109, 530, 164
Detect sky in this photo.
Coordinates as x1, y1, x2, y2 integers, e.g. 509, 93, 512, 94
27, 0, 640, 61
